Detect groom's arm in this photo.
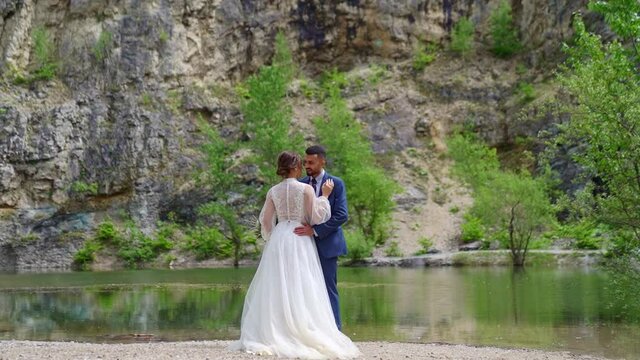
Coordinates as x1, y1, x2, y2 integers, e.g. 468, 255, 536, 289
313, 177, 348, 240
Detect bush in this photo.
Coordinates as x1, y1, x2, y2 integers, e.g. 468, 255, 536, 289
517, 82, 536, 103
489, 0, 522, 58
385, 241, 403, 257
93, 30, 113, 62
413, 43, 437, 71
414, 236, 434, 255
183, 225, 233, 260
31, 26, 58, 81
73, 240, 101, 269
95, 221, 121, 244
461, 214, 485, 243
450, 17, 474, 56
71, 181, 98, 196
344, 229, 373, 261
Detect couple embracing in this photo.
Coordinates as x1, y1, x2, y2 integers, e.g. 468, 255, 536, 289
230, 145, 361, 359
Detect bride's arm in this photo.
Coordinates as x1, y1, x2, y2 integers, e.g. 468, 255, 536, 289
304, 185, 331, 225
259, 189, 277, 241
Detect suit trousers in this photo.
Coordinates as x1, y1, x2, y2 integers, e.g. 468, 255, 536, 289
319, 255, 341, 330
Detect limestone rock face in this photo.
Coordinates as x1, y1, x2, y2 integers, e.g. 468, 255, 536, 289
0, 0, 589, 269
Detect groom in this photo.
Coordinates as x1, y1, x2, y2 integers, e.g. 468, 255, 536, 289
294, 145, 348, 330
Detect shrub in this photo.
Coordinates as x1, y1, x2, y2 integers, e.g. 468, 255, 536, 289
413, 43, 437, 71
93, 30, 113, 62
344, 229, 373, 261
517, 82, 536, 103
414, 236, 434, 255
71, 181, 98, 196
73, 240, 101, 269
385, 241, 403, 257
31, 26, 58, 80
489, 0, 522, 58
183, 225, 232, 260
450, 17, 474, 56
461, 214, 485, 243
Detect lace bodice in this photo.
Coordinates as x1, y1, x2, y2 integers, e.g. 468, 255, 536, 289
259, 178, 330, 241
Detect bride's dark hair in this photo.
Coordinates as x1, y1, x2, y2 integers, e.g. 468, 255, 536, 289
276, 151, 302, 177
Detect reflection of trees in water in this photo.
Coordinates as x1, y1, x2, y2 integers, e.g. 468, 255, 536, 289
0, 286, 247, 341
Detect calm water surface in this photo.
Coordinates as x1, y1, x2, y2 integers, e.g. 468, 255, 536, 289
0, 267, 638, 359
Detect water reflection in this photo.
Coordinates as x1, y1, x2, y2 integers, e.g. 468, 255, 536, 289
0, 267, 638, 359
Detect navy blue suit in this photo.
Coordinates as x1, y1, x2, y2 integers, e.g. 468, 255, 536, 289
301, 172, 348, 330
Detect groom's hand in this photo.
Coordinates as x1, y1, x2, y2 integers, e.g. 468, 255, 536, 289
293, 224, 314, 236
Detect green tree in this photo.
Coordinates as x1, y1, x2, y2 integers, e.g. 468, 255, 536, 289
315, 72, 399, 247
489, 0, 521, 58
556, 6, 640, 250
448, 133, 553, 266
196, 119, 256, 267
239, 31, 302, 185
450, 17, 475, 56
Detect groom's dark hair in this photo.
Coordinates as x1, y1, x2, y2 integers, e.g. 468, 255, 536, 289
305, 145, 326, 159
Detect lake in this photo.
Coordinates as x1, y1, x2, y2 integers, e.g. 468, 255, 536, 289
0, 267, 637, 359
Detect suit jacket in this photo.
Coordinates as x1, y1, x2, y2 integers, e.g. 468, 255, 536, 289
301, 172, 348, 258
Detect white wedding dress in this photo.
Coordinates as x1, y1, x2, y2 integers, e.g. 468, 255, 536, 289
230, 178, 360, 359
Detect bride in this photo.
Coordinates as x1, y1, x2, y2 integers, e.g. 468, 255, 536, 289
230, 151, 361, 359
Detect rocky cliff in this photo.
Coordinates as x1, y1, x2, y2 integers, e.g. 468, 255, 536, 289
0, 0, 589, 270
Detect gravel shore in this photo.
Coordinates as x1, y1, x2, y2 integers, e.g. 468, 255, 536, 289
0, 340, 607, 360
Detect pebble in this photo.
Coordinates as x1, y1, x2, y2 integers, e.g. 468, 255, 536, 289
0, 340, 607, 360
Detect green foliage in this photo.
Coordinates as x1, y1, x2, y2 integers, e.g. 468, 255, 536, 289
139, 93, 154, 108
516, 82, 536, 103
166, 89, 182, 114
489, 1, 522, 58
516, 63, 528, 75
159, 29, 169, 43
86, 219, 173, 269
384, 241, 403, 257
73, 240, 101, 270
413, 236, 434, 255
316, 72, 400, 247
116, 220, 173, 268
555, 7, 640, 250
239, 31, 302, 184
368, 64, 389, 85
31, 26, 58, 81
93, 30, 113, 62
71, 181, 98, 196
450, 17, 475, 56
95, 221, 121, 244
344, 229, 373, 261
196, 119, 257, 266
412, 42, 437, 71
551, 220, 603, 250
448, 132, 554, 265
182, 225, 232, 260
461, 214, 485, 243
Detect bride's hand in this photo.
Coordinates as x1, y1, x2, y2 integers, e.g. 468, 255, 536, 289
321, 179, 334, 198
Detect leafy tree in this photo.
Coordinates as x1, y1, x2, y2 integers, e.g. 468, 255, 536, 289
448, 133, 553, 266
489, 0, 522, 58
450, 17, 475, 56
556, 5, 640, 250
196, 119, 256, 267
315, 72, 399, 247
239, 31, 302, 185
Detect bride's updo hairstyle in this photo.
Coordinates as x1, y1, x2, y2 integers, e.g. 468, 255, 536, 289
277, 151, 302, 177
